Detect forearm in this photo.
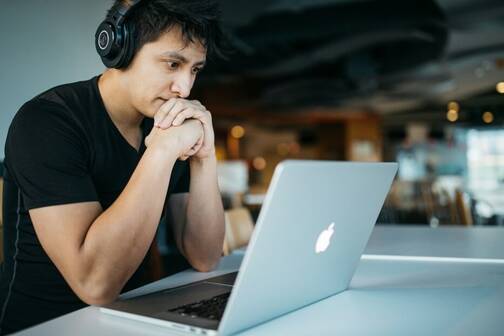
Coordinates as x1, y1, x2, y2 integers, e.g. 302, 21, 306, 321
184, 154, 225, 272
79, 145, 178, 303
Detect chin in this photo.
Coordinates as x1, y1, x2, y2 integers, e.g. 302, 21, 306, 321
151, 99, 167, 115
144, 110, 156, 119
133, 106, 153, 120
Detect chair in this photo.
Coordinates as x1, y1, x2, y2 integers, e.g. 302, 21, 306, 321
441, 188, 459, 225
420, 181, 455, 225
223, 207, 254, 256
454, 189, 473, 226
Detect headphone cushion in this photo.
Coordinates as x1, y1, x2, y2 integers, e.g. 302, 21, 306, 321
116, 22, 136, 69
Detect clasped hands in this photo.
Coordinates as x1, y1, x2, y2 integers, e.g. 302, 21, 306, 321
145, 98, 215, 161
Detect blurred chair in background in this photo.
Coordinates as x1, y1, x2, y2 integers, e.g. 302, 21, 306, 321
472, 198, 497, 226
223, 207, 254, 256
379, 177, 480, 226
420, 181, 457, 226
217, 161, 249, 210
454, 189, 473, 226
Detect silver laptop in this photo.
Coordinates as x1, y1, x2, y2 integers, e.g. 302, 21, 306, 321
101, 160, 398, 335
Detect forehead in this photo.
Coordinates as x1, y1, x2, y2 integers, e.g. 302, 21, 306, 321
145, 25, 207, 60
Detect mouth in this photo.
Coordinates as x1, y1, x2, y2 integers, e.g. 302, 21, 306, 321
155, 98, 169, 106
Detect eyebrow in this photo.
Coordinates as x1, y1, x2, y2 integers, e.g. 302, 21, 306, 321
162, 52, 206, 67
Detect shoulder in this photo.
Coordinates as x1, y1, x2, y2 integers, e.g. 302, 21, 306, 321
10, 96, 67, 128
36, 76, 99, 110
5, 83, 98, 162
8, 77, 100, 138
8, 97, 81, 147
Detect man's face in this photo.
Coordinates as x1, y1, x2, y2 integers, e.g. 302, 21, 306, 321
122, 25, 207, 118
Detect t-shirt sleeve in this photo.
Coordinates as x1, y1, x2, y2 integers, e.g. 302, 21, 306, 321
5, 99, 98, 210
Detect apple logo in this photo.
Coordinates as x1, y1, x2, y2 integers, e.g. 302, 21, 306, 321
315, 223, 335, 254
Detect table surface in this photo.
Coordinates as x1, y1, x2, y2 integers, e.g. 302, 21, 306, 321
15, 225, 504, 336
365, 225, 504, 260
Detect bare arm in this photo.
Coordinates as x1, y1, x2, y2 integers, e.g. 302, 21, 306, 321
168, 154, 225, 272
30, 120, 203, 305
154, 98, 225, 272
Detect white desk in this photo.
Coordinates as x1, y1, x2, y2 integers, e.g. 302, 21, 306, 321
366, 225, 504, 260
15, 226, 504, 336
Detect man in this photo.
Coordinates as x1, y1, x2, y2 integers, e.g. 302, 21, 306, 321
0, 0, 225, 333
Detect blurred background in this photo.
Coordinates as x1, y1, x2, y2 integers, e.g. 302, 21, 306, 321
199, 0, 504, 228
1, 0, 504, 267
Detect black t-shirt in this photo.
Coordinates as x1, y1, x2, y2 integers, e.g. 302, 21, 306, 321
0, 76, 190, 334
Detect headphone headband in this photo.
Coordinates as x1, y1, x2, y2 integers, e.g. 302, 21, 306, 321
108, 0, 143, 27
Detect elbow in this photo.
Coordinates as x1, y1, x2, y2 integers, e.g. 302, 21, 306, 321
76, 282, 120, 306
183, 239, 223, 273
191, 258, 220, 273
82, 293, 117, 306
193, 264, 216, 273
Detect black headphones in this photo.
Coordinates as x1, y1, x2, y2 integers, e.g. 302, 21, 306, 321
95, 0, 145, 69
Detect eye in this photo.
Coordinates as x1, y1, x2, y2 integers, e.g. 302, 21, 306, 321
166, 61, 179, 70
192, 67, 202, 75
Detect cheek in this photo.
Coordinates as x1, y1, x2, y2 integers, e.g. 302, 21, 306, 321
128, 85, 157, 118
145, 70, 173, 97
128, 66, 175, 115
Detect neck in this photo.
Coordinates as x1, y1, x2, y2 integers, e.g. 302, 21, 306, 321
98, 69, 144, 130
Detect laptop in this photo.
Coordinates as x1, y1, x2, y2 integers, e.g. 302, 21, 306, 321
101, 160, 398, 335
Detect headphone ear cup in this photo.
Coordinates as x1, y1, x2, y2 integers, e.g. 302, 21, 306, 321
96, 0, 143, 68
95, 22, 112, 54
116, 22, 137, 69
96, 20, 124, 68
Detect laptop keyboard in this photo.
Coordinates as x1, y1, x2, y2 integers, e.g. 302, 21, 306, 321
168, 292, 231, 321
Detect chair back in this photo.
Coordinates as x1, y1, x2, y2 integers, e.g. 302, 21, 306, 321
223, 207, 254, 255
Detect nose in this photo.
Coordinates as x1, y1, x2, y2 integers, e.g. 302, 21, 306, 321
170, 72, 193, 98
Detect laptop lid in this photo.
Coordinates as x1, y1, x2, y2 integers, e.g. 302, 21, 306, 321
219, 160, 397, 335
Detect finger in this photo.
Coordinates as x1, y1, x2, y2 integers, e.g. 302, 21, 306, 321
171, 108, 196, 127
159, 100, 187, 129
174, 105, 208, 125
200, 121, 214, 150
192, 100, 206, 110
144, 125, 160, 147
188, 145, 202, 156
173, 107, 207, 127
187, 135, 204, 155
196, 133, 204, 147
154, 98, 178, 127
192, 137, 204, 154
192, 108, 210, 125
144, 134, 151, 147
186, 148, 198, 156
158, 100, 184, 129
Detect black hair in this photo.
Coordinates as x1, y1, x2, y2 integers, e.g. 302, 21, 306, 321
108, 0, 226, 61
